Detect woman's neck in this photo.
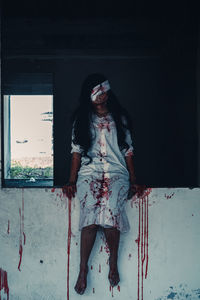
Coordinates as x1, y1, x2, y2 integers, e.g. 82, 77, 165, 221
93, 102, 108, 115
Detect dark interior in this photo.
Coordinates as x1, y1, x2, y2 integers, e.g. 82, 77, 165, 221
1, 1, 199, 187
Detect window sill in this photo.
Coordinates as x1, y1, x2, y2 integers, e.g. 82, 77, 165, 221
2, 179, 54, 188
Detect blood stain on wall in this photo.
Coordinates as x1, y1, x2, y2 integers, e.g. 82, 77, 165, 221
164, 192, 175, 199
61, 186, 72, 300
18, 188, 26, 272
132, 187, 152, 300
51, 187, 72, 300
0, 268, 9, 300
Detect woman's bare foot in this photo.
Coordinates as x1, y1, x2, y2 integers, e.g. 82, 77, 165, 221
108, 261, 120, 287
74, 266, 88, 295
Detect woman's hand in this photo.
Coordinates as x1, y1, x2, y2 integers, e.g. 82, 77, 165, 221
127, 182, 148, 199
63, 182, 77, 199
127, 182, 138, 199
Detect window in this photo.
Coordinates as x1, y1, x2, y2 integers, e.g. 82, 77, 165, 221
2, 73, 54, 187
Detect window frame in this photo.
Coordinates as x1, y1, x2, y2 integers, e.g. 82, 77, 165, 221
1, 72, 55, 188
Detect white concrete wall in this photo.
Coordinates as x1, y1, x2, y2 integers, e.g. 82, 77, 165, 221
0, 186, 200, 300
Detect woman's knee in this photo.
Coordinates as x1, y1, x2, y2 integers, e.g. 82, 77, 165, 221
82, 224, 99, 231
103, 226, 120, 232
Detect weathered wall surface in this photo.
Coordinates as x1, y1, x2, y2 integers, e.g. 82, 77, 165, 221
0, 187, 200, 300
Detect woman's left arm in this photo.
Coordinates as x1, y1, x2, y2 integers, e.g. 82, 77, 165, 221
125, 155, 138, 198
125, 154, 136, 184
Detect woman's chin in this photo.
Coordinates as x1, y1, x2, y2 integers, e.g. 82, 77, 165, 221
93, 99, 108, 106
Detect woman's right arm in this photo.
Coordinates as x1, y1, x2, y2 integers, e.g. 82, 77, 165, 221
64, 121, 83, 198
69, 152, 81, 184
64, 152, 81, 199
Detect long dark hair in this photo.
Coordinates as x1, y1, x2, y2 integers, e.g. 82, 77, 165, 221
70, 73, 133, 164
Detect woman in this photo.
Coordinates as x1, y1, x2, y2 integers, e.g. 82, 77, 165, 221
65, 73, 137, 295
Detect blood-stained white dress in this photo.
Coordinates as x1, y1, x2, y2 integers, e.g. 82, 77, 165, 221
70, 112, 134, 233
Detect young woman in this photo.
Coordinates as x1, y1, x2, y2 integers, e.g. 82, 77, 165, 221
65, 73, 137, 295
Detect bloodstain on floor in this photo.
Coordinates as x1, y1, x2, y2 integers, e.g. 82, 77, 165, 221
18, 188, 26, 272
0, 268, 9, 300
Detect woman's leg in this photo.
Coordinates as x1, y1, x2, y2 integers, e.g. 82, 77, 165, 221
103, 227, 120, 286
74, 224, 99, 294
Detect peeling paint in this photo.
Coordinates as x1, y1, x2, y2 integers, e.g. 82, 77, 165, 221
167, 292, 177, 299
156, 284, 200, 300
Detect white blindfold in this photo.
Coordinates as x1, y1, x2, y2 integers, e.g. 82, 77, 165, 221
90, 80, 111, 102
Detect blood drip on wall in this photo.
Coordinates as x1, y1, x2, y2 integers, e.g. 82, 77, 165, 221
0, 268, 9, 300
135, 187, 152, 300
18, 188, 26, 271
61, 186, 72, 300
